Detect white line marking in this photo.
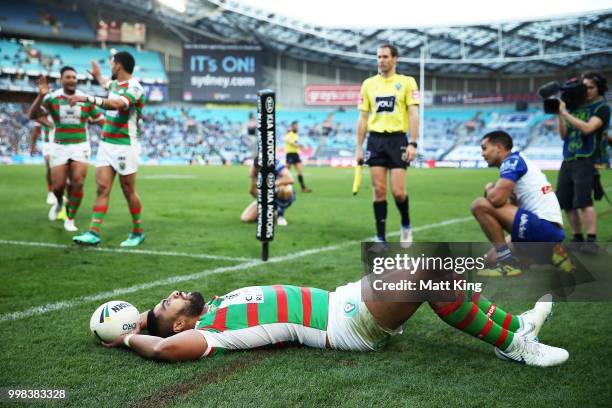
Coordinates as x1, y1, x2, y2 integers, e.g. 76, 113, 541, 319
0, 260, 263, 323
139, 175, 196, 180
0, 216, 473, 323
0, 240, 251, 262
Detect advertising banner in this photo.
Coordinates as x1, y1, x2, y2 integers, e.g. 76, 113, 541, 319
183, 44, 263, 103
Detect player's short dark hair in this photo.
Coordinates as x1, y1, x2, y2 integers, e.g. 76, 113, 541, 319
112, 51, 135, 74
180, 292, 205, 317
291, 120, 298, 126
60, 66, 76, 76
482, 130, 513, 150
582, 71, 608, 95
378, 44, 399, 58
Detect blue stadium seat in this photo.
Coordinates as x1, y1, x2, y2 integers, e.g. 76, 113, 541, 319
0, 39, 167, 83
0, 0, 95, 41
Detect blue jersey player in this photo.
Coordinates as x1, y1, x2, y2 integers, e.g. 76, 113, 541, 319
471, 131, 568, 277
242, 159, 296, 226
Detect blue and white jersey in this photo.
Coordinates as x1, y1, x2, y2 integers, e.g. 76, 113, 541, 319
499, 151, 563, 225
274, 159, 285, 177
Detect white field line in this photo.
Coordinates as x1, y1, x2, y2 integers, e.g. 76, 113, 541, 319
0, 240, 251, 262
0, 216, 473, 323
139, 175, 196, 180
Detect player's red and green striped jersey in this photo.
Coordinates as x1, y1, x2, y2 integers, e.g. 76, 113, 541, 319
195, 285, 329, 357
101, 78, 145, 146
42, 89, 103, 144
34, 119, 52, 143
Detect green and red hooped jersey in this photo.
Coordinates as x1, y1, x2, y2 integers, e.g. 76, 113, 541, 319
195, 285, 329, 357
101, 78, 145, 146
34, 119, 53, 143
41, 121, 52, 143
42, 89, 103, 144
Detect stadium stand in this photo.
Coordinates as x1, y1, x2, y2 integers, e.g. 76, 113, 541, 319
0, 38, 167, 84
0, 0, 96, 41
2, 100, 569, 166
0, 2, 607, 169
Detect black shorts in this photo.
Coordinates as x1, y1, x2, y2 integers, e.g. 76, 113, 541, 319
286, 152, 301, 165
365, 132, 409, 169
556, 157, 595, 210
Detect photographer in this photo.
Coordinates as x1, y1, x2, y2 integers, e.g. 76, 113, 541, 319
556, 72, 610, 254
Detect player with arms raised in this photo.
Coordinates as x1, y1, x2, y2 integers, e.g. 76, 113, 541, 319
70, 52, 145, 247
28, 67, 104, 231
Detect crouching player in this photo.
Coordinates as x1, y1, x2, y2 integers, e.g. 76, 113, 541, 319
241, 159, 296, 226
472, 131, 571, 277
102, 268, 568, 367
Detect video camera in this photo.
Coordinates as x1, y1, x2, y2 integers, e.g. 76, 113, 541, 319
537, 78, 587, 114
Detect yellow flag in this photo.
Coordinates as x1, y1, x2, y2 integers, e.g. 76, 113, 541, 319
352, 159, 364, 195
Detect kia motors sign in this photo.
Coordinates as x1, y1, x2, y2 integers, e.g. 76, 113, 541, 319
304, 84, 361, 106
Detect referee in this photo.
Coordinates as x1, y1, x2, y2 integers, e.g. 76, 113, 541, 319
284, 120, 312, 192
355, 44, 420, 247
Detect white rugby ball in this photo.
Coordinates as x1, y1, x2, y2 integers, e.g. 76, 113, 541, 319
90, 300, 139, 342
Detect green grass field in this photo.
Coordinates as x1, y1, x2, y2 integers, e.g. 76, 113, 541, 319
0, 165, 611, 407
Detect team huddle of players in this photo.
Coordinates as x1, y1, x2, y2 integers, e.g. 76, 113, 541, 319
29, 52, 145, 247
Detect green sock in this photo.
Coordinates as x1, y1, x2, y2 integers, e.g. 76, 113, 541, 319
88, 205, 108, 235
130, 206, 142, 234
66, 190, 84, 220
471, 292, 521, 333
432, 292, 514, 351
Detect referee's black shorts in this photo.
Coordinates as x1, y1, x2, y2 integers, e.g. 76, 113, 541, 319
365, 132, 409, 169
286, 152, 301, 165
556, 157, 595, 210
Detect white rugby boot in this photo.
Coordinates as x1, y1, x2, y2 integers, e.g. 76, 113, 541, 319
516, 294, 554, 342
46, 192, 57, 205
495, 335, 568, 367
48, 202, 61, 221
64, 218, 78, 232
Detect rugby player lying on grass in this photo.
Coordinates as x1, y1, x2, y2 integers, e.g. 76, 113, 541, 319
102, 269, 568, 368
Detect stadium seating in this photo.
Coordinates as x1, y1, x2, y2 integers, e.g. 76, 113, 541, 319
0, 38, 167, 84
0, 0, 95, 41
0, 103, 34, 159
1, 103, 598, 166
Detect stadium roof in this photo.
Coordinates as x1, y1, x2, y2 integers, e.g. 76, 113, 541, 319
93, 0, 612, 75
233, 0, 610, 29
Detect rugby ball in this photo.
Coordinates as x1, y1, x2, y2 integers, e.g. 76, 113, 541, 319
90, 301, 139, 342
